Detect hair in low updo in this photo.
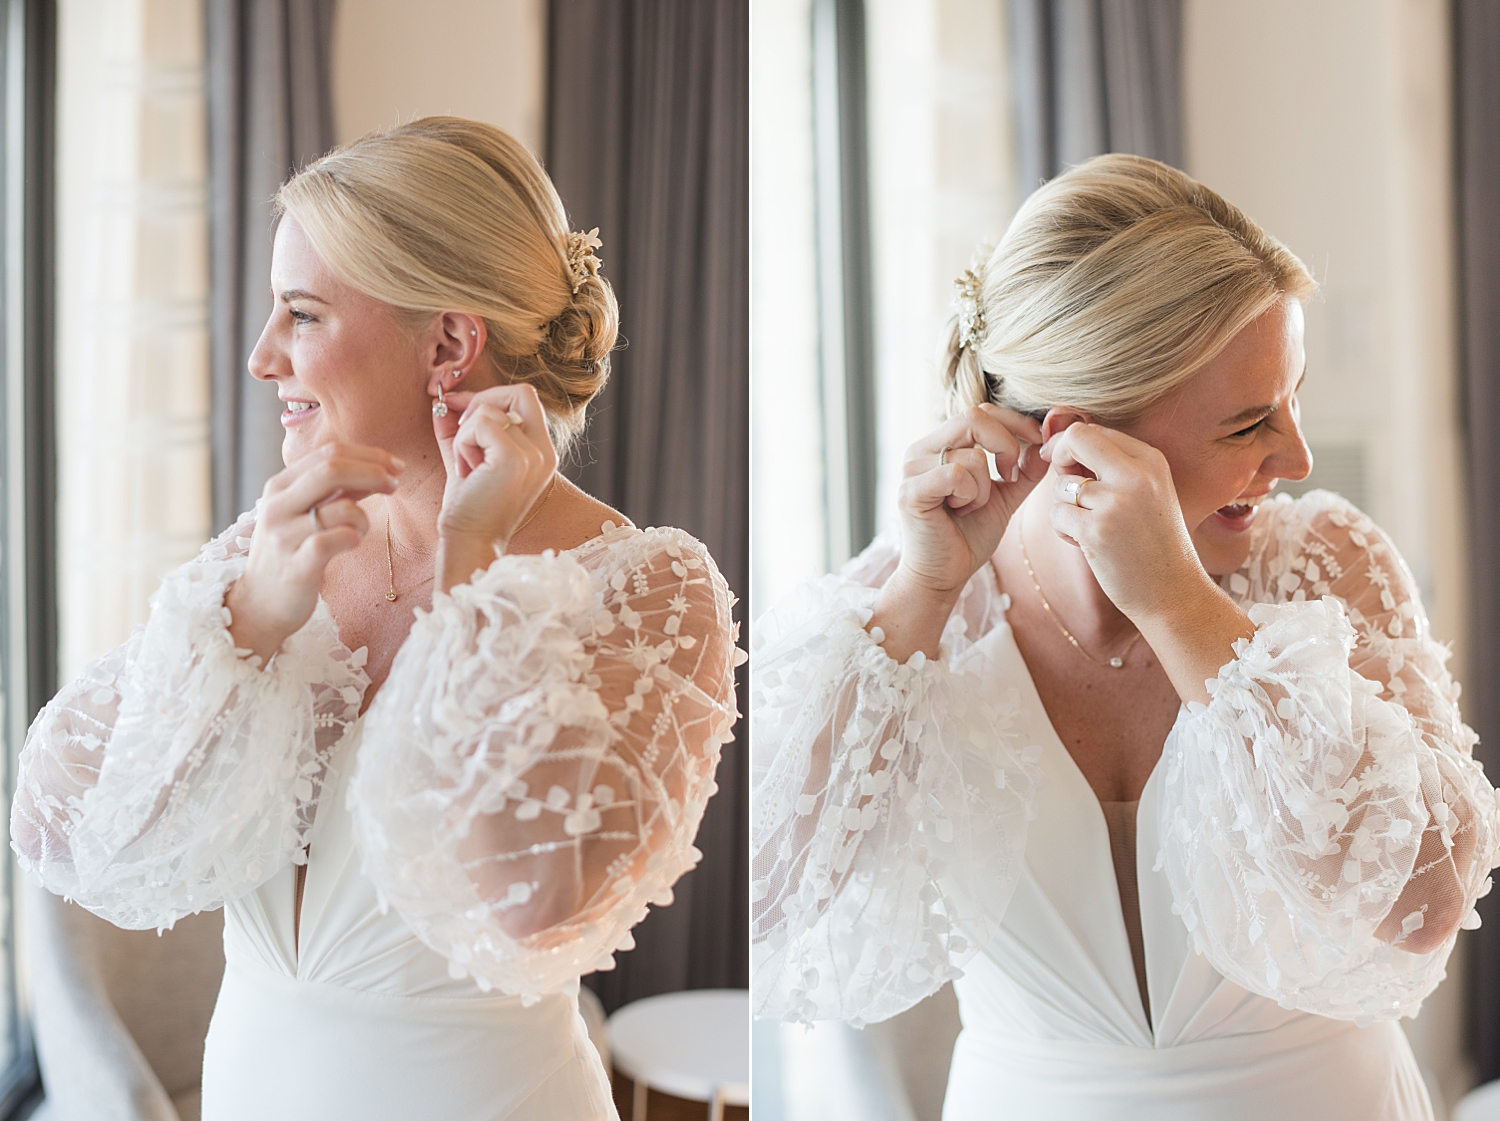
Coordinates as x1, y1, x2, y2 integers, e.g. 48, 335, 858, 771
275, 116, 617, 450
943, 153, 1315, 426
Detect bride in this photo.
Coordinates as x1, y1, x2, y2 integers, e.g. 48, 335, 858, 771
751, 154, 1498, 1119
12, 117, 742, 1121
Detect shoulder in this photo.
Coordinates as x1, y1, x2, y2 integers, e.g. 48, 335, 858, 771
1229, 489, 1415, 611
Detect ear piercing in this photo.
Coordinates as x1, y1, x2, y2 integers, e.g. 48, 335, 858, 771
432, 382, 448, 419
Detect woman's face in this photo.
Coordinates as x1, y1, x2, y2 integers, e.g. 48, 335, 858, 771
1120, 298, 1312, 576
249, 216, 433, 465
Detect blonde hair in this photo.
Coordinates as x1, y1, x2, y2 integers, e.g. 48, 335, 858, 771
275, 116, 617, 449
944, 153, 1315, 425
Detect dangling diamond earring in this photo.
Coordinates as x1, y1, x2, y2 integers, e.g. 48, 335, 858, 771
432, 381, 448, 418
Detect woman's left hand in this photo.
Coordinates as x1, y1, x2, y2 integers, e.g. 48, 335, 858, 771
432, 383, 557, 589
1041, 422, 1206, 623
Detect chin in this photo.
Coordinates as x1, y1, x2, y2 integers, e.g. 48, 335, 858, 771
1191, 523, 1255, 578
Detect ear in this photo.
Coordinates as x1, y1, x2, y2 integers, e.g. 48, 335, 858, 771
1040, 406, 1091, 444
425, 312, 488, 396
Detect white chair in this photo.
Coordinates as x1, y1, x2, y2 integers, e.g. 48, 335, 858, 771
1455, 1078, 1500, 1121
606, 988, 749, 1121
27, 884, 224, 1121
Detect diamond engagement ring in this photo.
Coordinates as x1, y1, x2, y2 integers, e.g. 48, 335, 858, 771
1065, 477, 1090, 507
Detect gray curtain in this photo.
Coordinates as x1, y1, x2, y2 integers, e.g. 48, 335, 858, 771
546, 0, 749, 1012
1009, 0, 1183, 193
207, 0, 338, 530
1454, 0, 1500, 1084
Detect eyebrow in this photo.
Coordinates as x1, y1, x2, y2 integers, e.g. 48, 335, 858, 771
1219, 367, 1306, 428
276, 288, 327, 303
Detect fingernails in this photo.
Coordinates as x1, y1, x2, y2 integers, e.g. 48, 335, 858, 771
391, 456, 407, 471
1010, 462, 1019, 483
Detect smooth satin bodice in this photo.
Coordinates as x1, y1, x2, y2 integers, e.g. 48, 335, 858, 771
938, 621, 1431, 1120
201, 720, 614, 1121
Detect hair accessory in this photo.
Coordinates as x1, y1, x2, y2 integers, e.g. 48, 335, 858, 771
565, 228, 603, 294
954, 266, 986, 349
432, 381, 448, 419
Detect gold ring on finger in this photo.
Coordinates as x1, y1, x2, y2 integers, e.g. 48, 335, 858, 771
1065, 477, 1090, 507
939, 445, 952, 467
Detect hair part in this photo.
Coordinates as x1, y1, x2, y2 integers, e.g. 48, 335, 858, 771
274, 116, 618, 451
943, 153, 1316, 426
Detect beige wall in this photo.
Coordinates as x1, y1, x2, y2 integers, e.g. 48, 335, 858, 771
1185, 0, 1470, 1112
331, 0, 545, 151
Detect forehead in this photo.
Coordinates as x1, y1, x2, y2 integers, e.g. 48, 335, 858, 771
1174, 299, 1305, 412
270, 216, 337, 290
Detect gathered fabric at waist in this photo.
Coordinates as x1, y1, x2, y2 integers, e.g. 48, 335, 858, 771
201, 958, 615, 1121
943, 1015, 1431, 1121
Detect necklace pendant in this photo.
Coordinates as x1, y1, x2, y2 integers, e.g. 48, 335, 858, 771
386, 591, 398, 602
1109, 656, 1124, 668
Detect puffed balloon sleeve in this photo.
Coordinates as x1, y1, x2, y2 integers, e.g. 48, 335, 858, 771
349, 523, 743, 1000
1159, 490, 1500, 1023
750, 536, 1042, 1027
10, 510, 370, 930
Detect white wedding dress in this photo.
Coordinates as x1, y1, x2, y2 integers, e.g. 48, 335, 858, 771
13, 512, 743, 1121
751, 490, 1500, 1119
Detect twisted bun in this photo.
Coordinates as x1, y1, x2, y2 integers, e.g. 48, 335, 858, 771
526, 270, 618, 430
275, 116, 620, 449
941, 154, 1315, 425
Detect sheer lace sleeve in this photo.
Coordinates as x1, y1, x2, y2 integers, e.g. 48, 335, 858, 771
1158, 490, 1500, 1023
348, 524, 742, 1001
10, 511, 369, 930
750, 537, 1040, 1027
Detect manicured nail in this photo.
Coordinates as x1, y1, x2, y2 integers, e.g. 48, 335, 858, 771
1010, 463, 1019, 483
391, 456, 407, 471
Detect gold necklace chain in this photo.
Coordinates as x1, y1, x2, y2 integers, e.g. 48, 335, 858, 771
382, 474, 559, 603
1013, 508, 1141, 670
384, 515, 435, 603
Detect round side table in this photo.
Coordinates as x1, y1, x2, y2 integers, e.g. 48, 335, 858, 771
605, 988, 749, 1121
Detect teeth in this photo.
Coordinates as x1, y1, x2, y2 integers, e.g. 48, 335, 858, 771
286, 401, 314, 413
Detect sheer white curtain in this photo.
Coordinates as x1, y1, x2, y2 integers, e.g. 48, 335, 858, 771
55, 0, 211, 680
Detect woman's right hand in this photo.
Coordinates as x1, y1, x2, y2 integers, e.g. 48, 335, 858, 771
226, 443, 404, 663
873, 405, 1044, 662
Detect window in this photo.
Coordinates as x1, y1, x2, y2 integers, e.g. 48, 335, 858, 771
0, 0, 54, 1113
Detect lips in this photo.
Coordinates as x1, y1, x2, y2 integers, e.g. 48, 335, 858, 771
280, 398, 319, 425
1213, 492, 1270, 530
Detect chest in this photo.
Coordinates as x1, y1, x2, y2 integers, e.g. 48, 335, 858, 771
320, 538, 432, 710
1005, 602, 1183, 803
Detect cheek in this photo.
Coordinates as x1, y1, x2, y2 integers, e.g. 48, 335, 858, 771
1175, 452, 1261, 523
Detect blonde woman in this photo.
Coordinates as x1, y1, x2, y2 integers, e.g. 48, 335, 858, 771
12, 117, 742, 1120
752, 154, 1497, 1119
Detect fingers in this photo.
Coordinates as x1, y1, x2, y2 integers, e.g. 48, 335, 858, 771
907, 404, 1042, 480
900, 460, 994, 515
449, 386, 558, 482
1041, 422, 1151, 481
269, 453, 401, 523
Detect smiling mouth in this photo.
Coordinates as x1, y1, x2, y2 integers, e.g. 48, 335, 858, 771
1216, 493, 1269, 520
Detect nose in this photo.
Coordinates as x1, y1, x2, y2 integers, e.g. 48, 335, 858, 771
247, 308, 284, 382
1267, 413, 1313, 483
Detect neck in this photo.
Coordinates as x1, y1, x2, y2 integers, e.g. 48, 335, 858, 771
1004, 480, 1136, 643
381, 445, 445, 556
